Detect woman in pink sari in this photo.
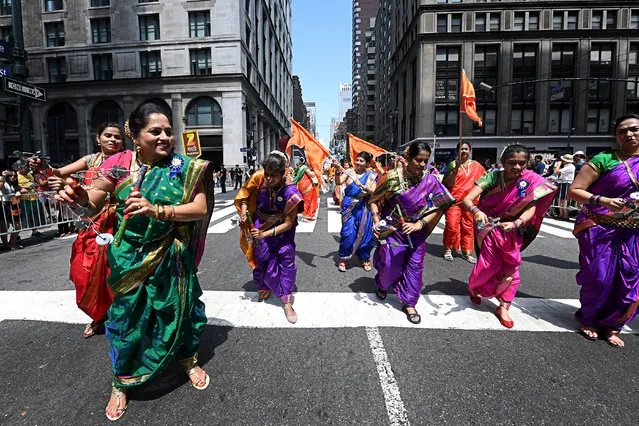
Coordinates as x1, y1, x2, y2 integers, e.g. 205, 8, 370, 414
462, 144, 557, 328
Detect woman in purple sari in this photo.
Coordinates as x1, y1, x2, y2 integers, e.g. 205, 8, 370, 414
236, 151, 304, 324
568, 114, 639, 347
369, 142, 454, 324
463, 144, 557, 328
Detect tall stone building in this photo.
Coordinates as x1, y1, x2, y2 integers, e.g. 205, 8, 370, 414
338, 82, 352, 121
352, 0, 378, 141
376, 0, 639, 165
0, 0, 293, 170
304, 101, 317, 138
292, 75, 309, 129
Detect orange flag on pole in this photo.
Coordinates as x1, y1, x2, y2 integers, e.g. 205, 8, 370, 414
286, 119, 330, 178
347, 133, 387, 174
460, 69, 483, 127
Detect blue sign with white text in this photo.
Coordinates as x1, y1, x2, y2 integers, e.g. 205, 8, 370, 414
0, 40, 11, 60
0, 65, 11, 78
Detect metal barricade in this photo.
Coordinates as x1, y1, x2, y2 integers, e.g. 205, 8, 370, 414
0, 191, 78, 237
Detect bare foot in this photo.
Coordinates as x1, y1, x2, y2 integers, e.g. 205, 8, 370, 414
187, 366, 208, 388
105, 388, 127, 421
579, 325, 598, 341
284, 303, 297, 324
604, 329, 624, 348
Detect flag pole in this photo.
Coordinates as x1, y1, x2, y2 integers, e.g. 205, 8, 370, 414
459, 70, 464, 148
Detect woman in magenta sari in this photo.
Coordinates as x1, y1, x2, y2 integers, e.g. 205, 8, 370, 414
369, 142, 454, 324
463, 144, 557, 329
568, 114, 639, 347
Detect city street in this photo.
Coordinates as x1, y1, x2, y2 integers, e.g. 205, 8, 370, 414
1, 190, 637, 425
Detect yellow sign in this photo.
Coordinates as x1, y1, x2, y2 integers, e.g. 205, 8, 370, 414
181, 130, 202, 158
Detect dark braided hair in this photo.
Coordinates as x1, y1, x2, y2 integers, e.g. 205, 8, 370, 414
500, 144, 530, 164
262, 151, 288, 174
126, 103, 172, 139
405, 141, 431, 159
356, 151, 373, 164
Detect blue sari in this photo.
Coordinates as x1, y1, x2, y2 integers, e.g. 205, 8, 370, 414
339, 171, 377, 260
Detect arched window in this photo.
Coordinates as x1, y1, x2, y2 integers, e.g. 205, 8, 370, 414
91, 100, 124, 129
47, 102, 79, 163
185, 96, 222, 126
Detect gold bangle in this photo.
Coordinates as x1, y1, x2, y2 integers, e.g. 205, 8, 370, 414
155, 205, 160, 221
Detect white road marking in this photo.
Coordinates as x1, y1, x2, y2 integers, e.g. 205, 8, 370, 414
538, 223, 575, 239
2, 290, 635, 333
366, 327, 410, 426
296, 214, 318, 233
327, 198, 342, 233
543, 217, 576, 230
210, 205, 237, 222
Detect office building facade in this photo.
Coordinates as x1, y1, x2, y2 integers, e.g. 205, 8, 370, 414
376, 0, 639, 164
0, 0, 293, 170
352, 0, 378, 142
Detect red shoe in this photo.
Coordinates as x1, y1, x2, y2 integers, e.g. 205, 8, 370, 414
495, 306, 514, 329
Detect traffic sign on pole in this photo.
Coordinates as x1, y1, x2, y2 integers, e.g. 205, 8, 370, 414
240, 147, 252, 153
2, 77, 47, 102
0, 40, 12, 61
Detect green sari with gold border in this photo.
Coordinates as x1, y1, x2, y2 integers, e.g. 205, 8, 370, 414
100, 151, 213, 388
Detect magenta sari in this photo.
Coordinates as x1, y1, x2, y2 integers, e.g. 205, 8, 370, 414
468, 169, 557, 303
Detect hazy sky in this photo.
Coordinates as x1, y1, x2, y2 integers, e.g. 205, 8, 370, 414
291, 0, 352, 143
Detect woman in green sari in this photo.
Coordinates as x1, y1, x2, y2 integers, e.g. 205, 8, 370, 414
56, 103, 214, 421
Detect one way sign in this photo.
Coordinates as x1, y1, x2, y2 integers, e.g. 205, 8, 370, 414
2, 77, 47, 102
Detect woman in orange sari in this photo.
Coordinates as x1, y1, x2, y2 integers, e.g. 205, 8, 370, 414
47, 123, 124, 337
442, 141, 486, 263
292, 157, 319, 221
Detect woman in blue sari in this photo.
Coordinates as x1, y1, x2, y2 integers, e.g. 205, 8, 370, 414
338, 151, 378, 271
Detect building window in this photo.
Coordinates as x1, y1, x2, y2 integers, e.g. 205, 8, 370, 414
475, 13, 486, 32
44, 22, 65, 47
592, 10, 617, 30
587, 108, 610, 134
47, 57, 66, 83
189, 11, 211, 38
549, 108, 571, 134
437, 15, 447, 33
189, 48, 212, 75
139, 14, 160, 41
44, 0, 63, 12
185, 97, 222, 126
514, 11, 539, 31
92, 54, 113, 80
435, 46, 460, 136
451, 13, 462, 32
489, 13, 500, 31
138, 0, 158, 2
589, 44, 613, 100
632, 10, 639, 30
0, 25, 10, 42
511, 108, 535, 135
437, 14, 462, 33
140, 51, 161, 78
0, 0, 11, 16
91, 18, 111, 43
554, 10, 579, 30
90, 0, 109, 6
627, 44, 639, 101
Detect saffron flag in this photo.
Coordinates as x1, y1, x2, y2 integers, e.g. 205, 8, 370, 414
347, 133, 387, 174
460, 69, 483, 127
286, 119, 330, 178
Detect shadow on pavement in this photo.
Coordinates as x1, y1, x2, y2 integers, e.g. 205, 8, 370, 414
128, 324, 232, 402
522, 254, 579, 270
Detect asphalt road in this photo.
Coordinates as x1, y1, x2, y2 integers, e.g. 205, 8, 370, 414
1, 189, 637, 425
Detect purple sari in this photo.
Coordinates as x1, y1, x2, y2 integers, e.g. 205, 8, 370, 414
372, 169, 454, 306
469, 170, 556, 303
252, 183, 303, 301
573, 156, 639, 331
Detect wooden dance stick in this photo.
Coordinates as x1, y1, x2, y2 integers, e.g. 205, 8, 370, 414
113, 165, 149, 247
395, 204, 414, 249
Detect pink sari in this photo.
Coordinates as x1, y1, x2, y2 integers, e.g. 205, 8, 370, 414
468, 169, 556, 303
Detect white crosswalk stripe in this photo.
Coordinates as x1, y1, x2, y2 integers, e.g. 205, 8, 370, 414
2, 290, 635, 333
206, 196, 577, 239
